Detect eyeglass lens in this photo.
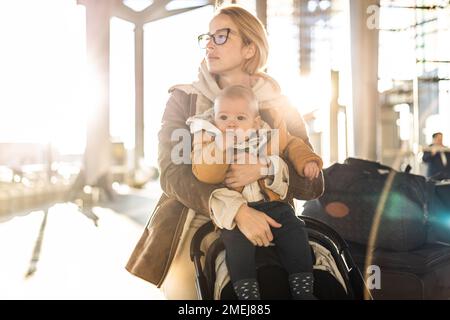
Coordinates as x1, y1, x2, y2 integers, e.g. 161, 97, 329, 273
198, 29, 230, 48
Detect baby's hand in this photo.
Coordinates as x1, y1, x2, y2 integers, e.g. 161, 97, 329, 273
303, 161, 320, 180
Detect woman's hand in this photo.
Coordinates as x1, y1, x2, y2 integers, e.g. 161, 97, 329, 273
234, 204, 282, 247
224, 153, 269, 189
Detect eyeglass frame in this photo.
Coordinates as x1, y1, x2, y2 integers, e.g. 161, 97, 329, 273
197, 28, 237, 49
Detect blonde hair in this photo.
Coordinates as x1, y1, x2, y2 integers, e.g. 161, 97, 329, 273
214, 85, 259, 116
215, 5, 269, 75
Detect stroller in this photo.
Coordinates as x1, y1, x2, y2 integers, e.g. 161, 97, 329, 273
190, 216, 371, 300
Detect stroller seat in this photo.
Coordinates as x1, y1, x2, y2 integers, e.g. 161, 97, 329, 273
190, 216, 371, 300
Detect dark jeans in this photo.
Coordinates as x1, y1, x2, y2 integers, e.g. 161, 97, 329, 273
221, 201, 313, 283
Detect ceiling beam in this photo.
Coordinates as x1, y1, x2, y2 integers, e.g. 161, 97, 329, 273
140, 5, 212, 24
111, 0, 140, 23
78, 0, 215, 25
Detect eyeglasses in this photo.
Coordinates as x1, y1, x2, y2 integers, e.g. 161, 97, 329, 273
197, 28, 233, 49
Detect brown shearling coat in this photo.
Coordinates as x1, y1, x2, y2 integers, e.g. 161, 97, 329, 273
125, 88, 324, 287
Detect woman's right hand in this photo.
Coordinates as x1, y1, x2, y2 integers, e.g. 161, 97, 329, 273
234, 204, 282, 247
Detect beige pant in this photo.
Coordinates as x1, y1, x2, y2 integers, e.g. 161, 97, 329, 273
161, 213, 218, 300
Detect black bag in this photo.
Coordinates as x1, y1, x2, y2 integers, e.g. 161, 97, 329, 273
428, 182, 450, 244
302, 158, 429, 252
348, 240, 450, 300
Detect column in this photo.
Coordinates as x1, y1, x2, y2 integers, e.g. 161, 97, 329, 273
349, 0, 380, 160
134, 23, 144, 172
83, 0, 112, 186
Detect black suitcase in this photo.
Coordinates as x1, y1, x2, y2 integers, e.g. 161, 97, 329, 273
428, 182, 450, 244
348, 240, 450, 299
302, 158, 429, 252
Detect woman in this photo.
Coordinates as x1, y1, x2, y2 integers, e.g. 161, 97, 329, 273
126, 5, 324, 299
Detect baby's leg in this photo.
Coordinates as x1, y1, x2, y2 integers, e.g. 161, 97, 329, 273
253, 202, 316, 299
221, 228, 260, 300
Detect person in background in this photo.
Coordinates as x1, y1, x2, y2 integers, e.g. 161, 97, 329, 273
422, 132, 450, 179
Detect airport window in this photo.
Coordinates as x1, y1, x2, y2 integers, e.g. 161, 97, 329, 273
0, 0, 87, 161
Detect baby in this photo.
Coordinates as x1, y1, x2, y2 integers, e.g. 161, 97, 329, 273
187, 85, 322, 300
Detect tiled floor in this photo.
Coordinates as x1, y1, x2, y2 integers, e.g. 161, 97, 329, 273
0, 183, 165, 300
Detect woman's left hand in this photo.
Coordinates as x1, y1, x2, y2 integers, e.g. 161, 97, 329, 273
224, 153, 268, 189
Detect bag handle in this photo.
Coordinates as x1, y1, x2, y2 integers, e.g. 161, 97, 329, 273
344, 157, 394, 173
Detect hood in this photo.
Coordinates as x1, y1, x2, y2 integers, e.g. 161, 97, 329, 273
185, 108, 221, 135
191, 60, 288, 110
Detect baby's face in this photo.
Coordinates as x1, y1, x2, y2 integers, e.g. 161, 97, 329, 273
214, 97, 260, 133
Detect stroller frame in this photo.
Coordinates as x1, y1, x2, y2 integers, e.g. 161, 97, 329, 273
190, 215, 372, 300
